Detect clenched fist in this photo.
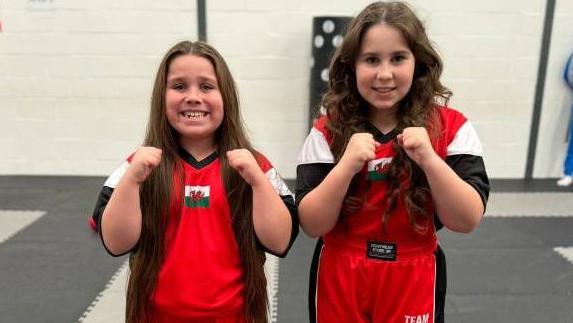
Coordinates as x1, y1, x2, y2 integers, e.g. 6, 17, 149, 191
226, 149, 265, 186
339, 133, 378, 175
126, 146, 162, 184
397, 127, 438, 168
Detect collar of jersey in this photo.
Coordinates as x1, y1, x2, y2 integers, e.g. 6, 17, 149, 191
178, 148, 218, 169
365, 122, 399, 144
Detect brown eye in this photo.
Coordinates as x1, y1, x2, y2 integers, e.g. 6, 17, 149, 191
364, 56, 380, 65
172, 83, 186, 91
200, 83, 215, 91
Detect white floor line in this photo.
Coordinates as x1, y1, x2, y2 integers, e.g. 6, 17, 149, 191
78, 253, 280, 322
0, 210, 46, 244
265, 254, 279, 323
77, 260, 128, 323
554, 247, 573, 265
485, 192, 573, 217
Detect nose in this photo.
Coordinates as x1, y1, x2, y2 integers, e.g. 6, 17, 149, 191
184, 88, 201, 104
376, 63, 392, 81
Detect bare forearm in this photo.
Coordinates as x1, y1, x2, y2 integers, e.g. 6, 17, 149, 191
423, 156, 484, 233
101, 177, 142, 255
298, 164, 354, 238
252, 179, 292, 254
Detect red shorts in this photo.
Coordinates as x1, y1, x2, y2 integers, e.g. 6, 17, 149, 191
150, 308, 247, 323
312, 237, 444, 323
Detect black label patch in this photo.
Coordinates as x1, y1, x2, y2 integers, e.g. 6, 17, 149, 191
366, 241, 397, 261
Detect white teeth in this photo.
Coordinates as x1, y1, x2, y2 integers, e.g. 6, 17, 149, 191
183, 111, 207, 119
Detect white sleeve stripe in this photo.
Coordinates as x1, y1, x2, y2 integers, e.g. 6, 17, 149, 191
297, 128, 335, 165
103, 161, 129, 188
447, 121, 483, 156
265, 168, 293, 197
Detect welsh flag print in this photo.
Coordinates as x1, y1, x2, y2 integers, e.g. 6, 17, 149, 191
185, 185, 210, 208
367, 157, 392, 181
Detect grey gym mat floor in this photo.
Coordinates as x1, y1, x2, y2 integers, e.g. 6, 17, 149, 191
0, 176, 572, 322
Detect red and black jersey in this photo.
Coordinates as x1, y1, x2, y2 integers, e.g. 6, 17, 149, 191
296, 106, 489, 323
296, 106, 489, 239
92, 149, 298, 319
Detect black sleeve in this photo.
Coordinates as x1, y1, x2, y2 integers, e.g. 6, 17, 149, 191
446, 154, 490, 207
91, 186, 113, 232
257, 194, 299, 258
295, 163, 334, 206
434, 154, 490, 230
92, 186, 137, 257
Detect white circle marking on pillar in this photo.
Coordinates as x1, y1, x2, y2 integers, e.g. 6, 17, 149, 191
314, 35, 324, 48
322, 20, 335, 34
332, 35, 343, 48
321, 68, 329, 82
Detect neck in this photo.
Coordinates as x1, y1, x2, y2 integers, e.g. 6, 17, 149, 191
369, 107, 398, 134
180, 137, 217, 161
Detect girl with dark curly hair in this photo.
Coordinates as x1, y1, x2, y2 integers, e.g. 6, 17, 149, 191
296, 2, 489, 322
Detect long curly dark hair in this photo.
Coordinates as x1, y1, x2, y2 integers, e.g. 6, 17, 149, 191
322, 1, 452, 231
127, 41, 267, 323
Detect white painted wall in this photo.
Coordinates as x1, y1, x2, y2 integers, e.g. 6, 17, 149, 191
0, 0, 197, 175
0, 0, 569, 178
423, 0, 545, 178
534, 0, 573, 178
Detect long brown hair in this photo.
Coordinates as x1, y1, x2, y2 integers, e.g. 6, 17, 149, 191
322, 1, 452, 230
126, 41, 268, 323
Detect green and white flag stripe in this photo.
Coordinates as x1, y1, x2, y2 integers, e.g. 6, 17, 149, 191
184, 185, 210, 208
367, 157, 392, 181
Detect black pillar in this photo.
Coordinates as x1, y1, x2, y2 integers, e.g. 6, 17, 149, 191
308, 16, 351, 131
197, 0, 207, 41
525, 0, 556, 179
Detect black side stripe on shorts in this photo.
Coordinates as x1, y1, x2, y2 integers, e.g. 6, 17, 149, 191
308, 238, 324, 323
434, 245, 447, 323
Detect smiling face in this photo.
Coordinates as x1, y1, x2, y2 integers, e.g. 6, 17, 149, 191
165, 54, 224, 150
355, 23, 415, 121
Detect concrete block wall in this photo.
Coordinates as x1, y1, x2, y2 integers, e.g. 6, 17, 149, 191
534, 0, 573, 178
207, 0, 375, 179
0, 0, 570, 179
0, 0, 198, 175
420, 0, 546, 178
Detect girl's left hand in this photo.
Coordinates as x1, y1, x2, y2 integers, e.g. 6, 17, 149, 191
397, 127, 439, 169
227, 149, 265, 186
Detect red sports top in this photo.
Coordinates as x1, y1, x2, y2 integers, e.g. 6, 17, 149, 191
99, 150, 296, 319
297, 107, 484, 256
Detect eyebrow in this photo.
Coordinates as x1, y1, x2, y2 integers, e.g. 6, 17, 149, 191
359, 50, 412, 57
166, 76, 184, 84
166, 75, 218, 84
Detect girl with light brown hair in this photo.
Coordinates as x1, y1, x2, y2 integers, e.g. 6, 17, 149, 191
92, 40, 298, 323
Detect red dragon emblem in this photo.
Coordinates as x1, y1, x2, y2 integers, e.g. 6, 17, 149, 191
374, 162, 389, 174
189, 190, 205, 202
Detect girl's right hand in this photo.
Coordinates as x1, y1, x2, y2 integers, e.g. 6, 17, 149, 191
126, 146, 162, 184
339, 133, 378, 175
